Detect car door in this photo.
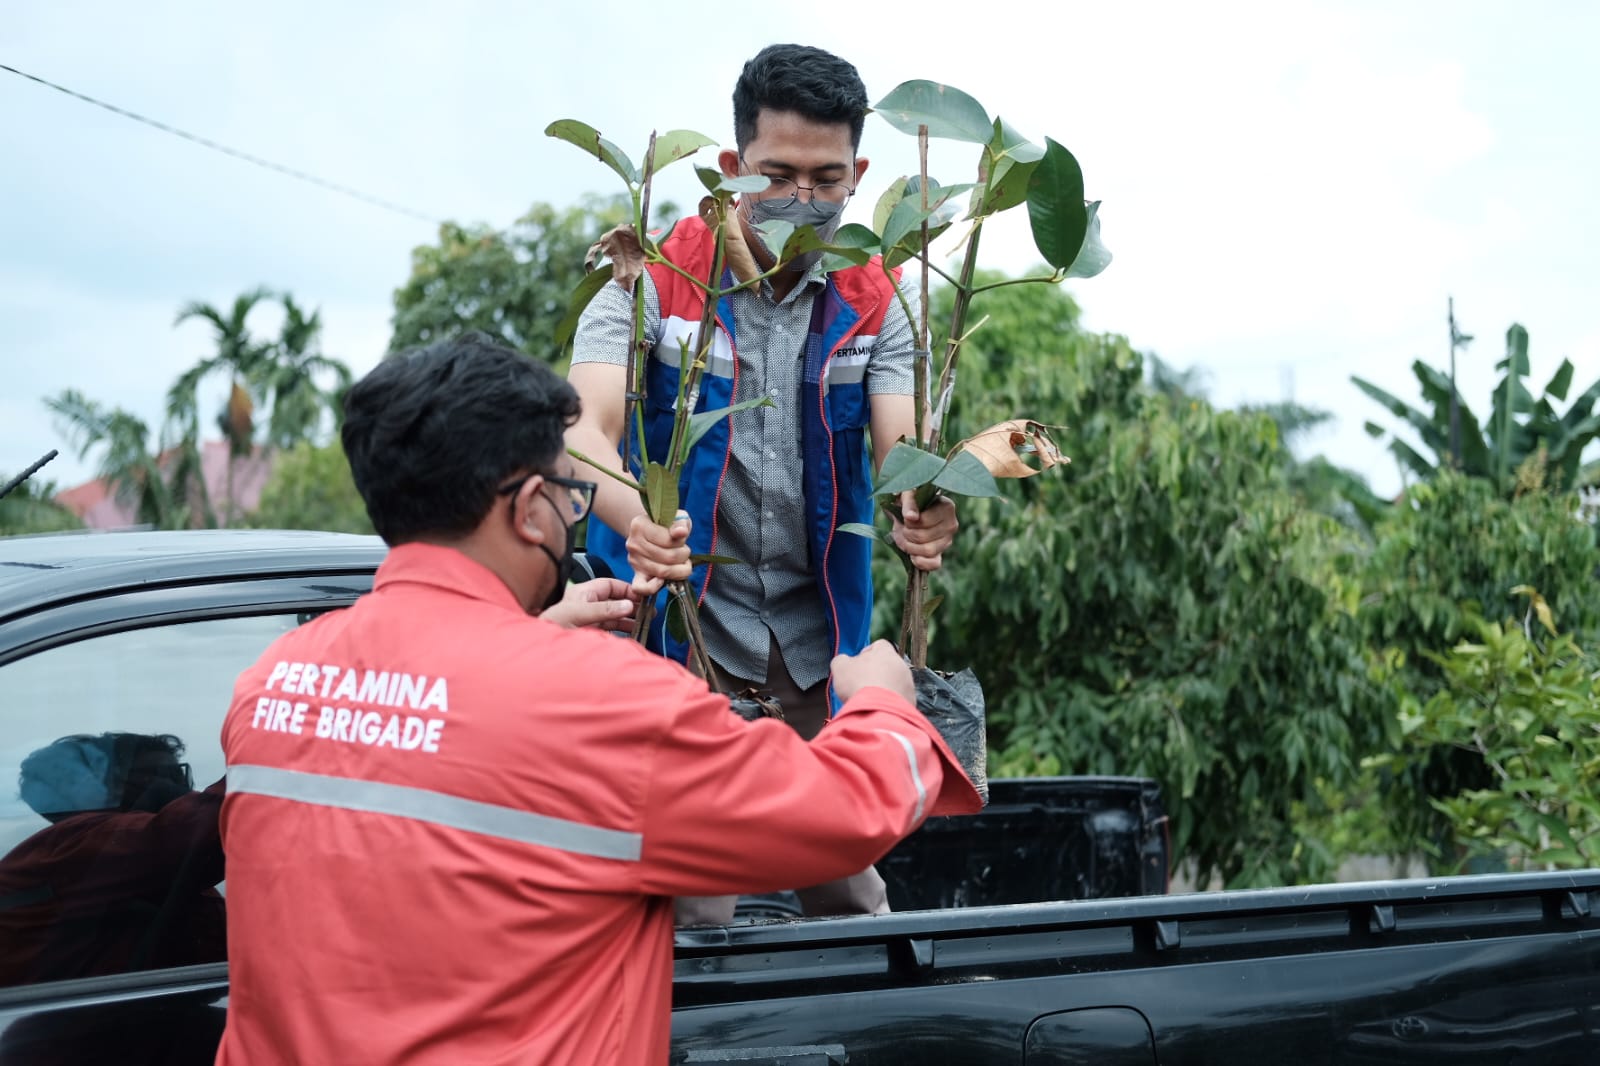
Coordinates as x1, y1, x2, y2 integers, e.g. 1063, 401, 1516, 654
0, 571, 369, 1066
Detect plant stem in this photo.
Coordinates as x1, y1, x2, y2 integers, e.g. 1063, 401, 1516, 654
969, 272, 1065, 295
565, 447, 643, 492
635, 198, 729, 665
901, 555, 928, 668
916, 124, 931, 448
901, 125, 935, 670
929, 219, 985, 454
665, 207, 728, 471
672, 581, 721, 693
626, 132, 657, 461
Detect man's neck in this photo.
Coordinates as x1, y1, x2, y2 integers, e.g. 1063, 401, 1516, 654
768, 269, 804, 303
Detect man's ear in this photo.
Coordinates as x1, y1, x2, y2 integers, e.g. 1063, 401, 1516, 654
718, 147, 741, 179
852, 155, 869, 187
511, 476, 548, 547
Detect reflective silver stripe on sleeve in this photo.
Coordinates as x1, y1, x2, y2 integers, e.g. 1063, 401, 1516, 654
875, 730, 927, 825
226, 764, 642, 862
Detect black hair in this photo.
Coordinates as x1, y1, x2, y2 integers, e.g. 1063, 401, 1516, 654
341, 331, 581, 545
733, 44, 868, 152
19, 733, 189, 820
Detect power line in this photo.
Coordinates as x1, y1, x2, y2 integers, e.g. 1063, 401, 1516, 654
1, 62, 443, 226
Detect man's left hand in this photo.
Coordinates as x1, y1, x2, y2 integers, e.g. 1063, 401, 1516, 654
542, 578, 639, 631
891, 490, 959, 573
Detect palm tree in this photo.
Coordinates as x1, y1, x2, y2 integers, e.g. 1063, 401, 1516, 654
45, 390, 190, 529
261, 295, 352, 449
168, 287, 276, 525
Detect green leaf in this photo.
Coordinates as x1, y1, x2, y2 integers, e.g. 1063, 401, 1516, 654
1065, 201, 1113, 279
682, 396, 776, 460
990, 118, 1045, 164
1544, 358, 1575, 403
904, 176, 980, 212
755, 219, 796, 261
780, 224, 869, 268
696, 165, 725, 194
643, 462, 679, 526
874, 176, 909, 234
665, 593, 688, 643
690, 553, 743, 566
874, 441, 948, 497
649, 129, 716, 173
873, 80, 993, 143
545, 120, 639, 185
1497, 324, 1531, 376
933, 449, 1002, 498
837, 522, 882, 541
974, 155, 1041, 216
880, 198, 941, 261
554, 262, 616, 353
923, 594, 944, 621
718, 174, 772, 195
884, 221, 954, 268
1025, 138, 1090, 270
972, 118, 1045, 216
815, 223, 879, 273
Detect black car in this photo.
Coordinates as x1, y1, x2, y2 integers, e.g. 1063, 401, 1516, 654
0, 530, 1188, 1065
0, 530, 382, 1064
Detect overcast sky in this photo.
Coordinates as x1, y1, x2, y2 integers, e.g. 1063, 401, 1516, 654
4, 1, 1596, 500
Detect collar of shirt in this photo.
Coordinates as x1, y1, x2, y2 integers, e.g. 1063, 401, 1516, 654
373, 542, 527, 615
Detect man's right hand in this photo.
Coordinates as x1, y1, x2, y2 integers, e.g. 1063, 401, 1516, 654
626, 511, 692, 595
831, 640, 916, 707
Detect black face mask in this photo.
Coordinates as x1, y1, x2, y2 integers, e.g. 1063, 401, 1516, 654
536, 493, 578, 611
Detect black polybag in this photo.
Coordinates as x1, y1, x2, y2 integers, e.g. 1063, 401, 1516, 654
912, 665, 988, 806
723, 671, 988, 806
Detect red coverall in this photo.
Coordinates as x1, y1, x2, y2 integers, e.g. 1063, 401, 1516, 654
216, 543, 980, 1065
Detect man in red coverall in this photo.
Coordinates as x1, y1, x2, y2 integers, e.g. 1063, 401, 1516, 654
215, 331, 981, 1066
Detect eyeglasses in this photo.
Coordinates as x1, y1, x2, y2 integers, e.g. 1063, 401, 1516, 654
496, 473, 596, 524
740, 158, 855, 212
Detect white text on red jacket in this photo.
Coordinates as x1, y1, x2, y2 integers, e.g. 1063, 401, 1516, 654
251, 661, 451, 753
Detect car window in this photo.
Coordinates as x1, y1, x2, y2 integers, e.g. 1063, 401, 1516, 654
0, 614, 299, 989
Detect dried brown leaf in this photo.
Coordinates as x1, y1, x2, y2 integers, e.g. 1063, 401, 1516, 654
953, 419, 1069, 478
699, 196, 761, 284
595, 224, 646, 293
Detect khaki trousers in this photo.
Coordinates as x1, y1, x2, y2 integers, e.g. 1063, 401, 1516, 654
674, 640, 891, 926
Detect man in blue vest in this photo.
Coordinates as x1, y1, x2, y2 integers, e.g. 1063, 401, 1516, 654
567, 44, 958, 923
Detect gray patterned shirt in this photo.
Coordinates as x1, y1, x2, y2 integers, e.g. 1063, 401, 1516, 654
572, 262, 920, 689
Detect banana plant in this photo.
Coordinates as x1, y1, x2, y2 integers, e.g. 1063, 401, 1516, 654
1354, 322, 1600, 497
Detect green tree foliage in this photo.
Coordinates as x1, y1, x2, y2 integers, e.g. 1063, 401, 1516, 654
247, 440, 372, 535
1358, 470, 1600, 860
0, 477, 82, 536
390, 194, 676, 362
1148, 359, 1387, 536
883, 272, 1383, 887
1379, 597, 1600, 871
1355, 323, 1600, 494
